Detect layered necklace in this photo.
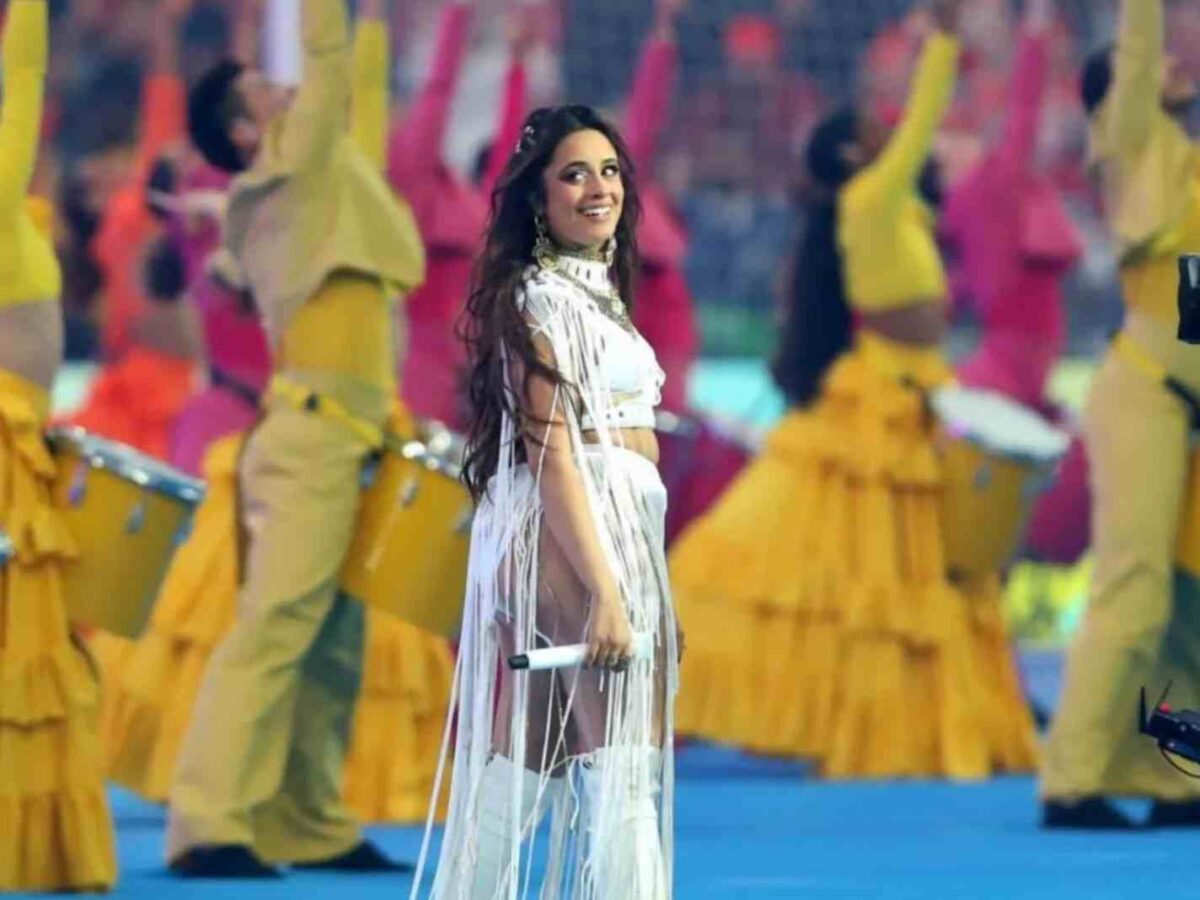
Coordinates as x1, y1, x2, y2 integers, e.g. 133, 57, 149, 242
536, 241, 635, 334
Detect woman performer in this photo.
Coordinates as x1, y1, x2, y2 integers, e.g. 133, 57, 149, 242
669, 0, 1037, 778
0, 0, 117, 890
414, 105, 677, 899
389, 0, 535, 429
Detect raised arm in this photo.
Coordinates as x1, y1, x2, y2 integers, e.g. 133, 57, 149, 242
1106, 0, 1164, 156
351, 0, 390, 172
387, 3, 473, 188
996, 6, 1052, 179
134, 1, 189, 181
277, 0, 353, 173
482, 3, 539, 197
865, 27, 960, 197
0, 0, 48, 216
623, 0, 683, 173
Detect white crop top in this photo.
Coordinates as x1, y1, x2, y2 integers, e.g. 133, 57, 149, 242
517, 256, 665, 431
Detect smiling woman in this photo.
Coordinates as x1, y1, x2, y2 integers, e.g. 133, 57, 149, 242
414, 106, 677, 900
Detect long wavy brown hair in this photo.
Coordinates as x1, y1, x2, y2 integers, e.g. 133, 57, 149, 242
460, 105, 642, 503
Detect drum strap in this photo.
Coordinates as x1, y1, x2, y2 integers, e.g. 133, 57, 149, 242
210, 366, 262, 408
266, 375, 386, 449
1112, 333, 1200, 428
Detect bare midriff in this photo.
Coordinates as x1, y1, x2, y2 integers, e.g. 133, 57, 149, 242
0, 299, 61, 391
857, 298, 947, 347
582, 427, 659, 465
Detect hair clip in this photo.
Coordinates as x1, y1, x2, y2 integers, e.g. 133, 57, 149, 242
515, 123, 537, 154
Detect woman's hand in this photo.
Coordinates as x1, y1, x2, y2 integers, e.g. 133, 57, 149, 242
586, 585, 634, 670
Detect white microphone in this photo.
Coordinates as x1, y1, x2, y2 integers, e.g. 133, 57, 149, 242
508, 632, 654, 671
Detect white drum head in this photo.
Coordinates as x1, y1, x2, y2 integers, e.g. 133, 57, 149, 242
929, 386, 1070, 465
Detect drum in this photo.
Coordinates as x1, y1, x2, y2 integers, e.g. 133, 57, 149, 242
656, 410, 755, 546
48, 427, 204, 637
930, 387, 1070, 578
340, 431, 472, 637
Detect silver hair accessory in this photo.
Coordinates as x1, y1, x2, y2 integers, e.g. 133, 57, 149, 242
515, 123, 538, 154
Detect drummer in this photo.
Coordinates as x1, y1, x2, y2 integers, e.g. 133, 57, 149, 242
670, 0, 1037, 777
166, 0, 424, 878
0, 0, 118, 891
1041, 0, 1200, 830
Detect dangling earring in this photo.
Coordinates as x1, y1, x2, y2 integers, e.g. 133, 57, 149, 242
603, 236, 617, 267
534, 213, 558, 271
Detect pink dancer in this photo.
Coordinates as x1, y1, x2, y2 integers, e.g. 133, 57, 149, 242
388, 3, 529, 428
167, 164, 271, 476
940, 2, 1088, 564
624, 0, 697, 413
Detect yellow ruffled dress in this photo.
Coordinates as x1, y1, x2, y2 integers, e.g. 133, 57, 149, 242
99, 419, 453, 821
0, 371, 118, 890
673, 31, 1036, 779
673, 335, 1037, 777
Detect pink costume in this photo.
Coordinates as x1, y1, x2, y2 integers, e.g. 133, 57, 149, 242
625, 34, 696, 414
940, 28, 1087, 565
167, 165, 271, 477
388, 4, 525, 429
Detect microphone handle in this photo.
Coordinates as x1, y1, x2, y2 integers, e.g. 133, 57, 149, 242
508, 632, 653, 671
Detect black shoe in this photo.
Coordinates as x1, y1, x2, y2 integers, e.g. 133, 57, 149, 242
1147, 799, 1200, 828
292, 840, 414, 873
1041, 797, 1138, 830
168, 844, 283, 879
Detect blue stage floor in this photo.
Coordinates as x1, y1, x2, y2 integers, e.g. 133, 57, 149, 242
9, 739, 1186, 900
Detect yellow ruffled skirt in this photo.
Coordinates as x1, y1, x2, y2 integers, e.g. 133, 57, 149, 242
672, 335, 1038, 778
0, 369, 117, 891
98, 430, 453, 821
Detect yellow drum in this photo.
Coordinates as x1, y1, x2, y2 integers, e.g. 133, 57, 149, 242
340, 429, 473, 638
48, 427, 204, 638
930, 387, 1070, 578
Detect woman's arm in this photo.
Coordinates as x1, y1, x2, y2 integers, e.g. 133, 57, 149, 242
865, 30, 959, 197
0, 0, 48, 215
387, 3, 473, 189
518, 330, 634, 667
351, 0, 389, 172
1107, 0, 1164, 157
482, 3, 538, 198
996, 2, 1052, 179
622, 0, 683, 174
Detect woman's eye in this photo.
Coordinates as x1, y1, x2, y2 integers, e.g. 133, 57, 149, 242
603, 164, 620, 178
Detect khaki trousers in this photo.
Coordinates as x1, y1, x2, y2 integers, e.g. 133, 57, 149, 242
166, 370, 388, 863
1042, 316, 1200, 800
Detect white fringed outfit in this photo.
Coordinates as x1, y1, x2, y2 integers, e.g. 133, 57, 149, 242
413, 256, 677, 899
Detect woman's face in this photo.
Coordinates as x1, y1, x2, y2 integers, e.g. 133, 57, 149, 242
540, 129, 624, 252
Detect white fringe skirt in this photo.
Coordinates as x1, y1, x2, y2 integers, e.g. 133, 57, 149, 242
413, 444, 677, 900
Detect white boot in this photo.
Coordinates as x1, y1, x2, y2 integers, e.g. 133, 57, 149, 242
580, 747, 668, 900
465, 755, 554, 900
